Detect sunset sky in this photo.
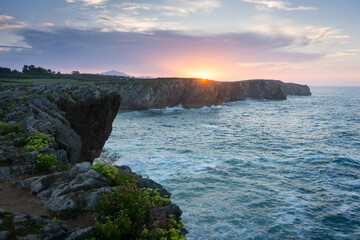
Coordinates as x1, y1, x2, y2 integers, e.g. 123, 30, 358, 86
0, 0, 359, 85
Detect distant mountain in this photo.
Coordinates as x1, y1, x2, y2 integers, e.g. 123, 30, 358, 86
99, 70, 132, 77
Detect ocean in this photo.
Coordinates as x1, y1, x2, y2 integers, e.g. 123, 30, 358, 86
103, 87, 360, 239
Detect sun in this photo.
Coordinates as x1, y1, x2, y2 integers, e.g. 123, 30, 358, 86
193, 71, 213, 80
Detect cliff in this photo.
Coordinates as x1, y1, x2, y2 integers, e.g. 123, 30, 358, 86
0, 82, 186, 240
100, 79, 311, 110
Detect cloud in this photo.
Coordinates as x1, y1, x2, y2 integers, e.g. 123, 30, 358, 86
345, 49, 360, 52
66, 0, 107, 6
35, 23, 54, 27
0, 27, 322, 72
325, 51, 357, 58
0, 47, 11, 52
0, 15, 53, 30
0, 15, 27, 30
242, 0, 316, 11
114, 0, 221, 16
328, 35, 351, 39
0, 15, 14, 20
325, 49, 360, 58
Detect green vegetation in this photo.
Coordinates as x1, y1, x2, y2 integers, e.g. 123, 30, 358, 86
91, 161, 185, 240
23, 132, 52, 152
35, 153, 57, 172
0, 122, 24, 141
92, 161, 135, 186
17, 220, 45, 236
0, 216, 45, 239
141, 218, 186, 240
7, 99, 15, 107
61, 91, 70, 99
0, 78, 76, 83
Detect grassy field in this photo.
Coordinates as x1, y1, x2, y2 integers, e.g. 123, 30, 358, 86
0, 77, 204, 86
0, 78, 77, 83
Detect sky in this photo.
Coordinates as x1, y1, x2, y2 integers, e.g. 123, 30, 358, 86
0, 0, 359, 85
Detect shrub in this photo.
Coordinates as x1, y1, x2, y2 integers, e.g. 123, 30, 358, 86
143, 188, 171, 207
95, 215, 132, 239
0, 122, 24, 140
24, 132, 52, 152
7, 99, 15, 107
93, 183, 151, 239
35, 153, 57, 172
61, 91, 70, 99
91, 161, 134, 186
47, 93, 55, 102
141, 218, 186, 240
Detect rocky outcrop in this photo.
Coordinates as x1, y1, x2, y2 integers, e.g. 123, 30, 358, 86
0, 208, 95, 240
101, 79, 311, 110
0, 83, 120, 182
282, 82, 311, 96
55, 86, 120, 163
17, 162, 172, 215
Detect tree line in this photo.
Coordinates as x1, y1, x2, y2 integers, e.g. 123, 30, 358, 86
0, 65, 131, 83
0, 65, 82, 75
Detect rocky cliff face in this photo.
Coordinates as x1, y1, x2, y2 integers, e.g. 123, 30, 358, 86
101, 79, 311, 110
55, 86, 120, 163
0, 83, 120, 181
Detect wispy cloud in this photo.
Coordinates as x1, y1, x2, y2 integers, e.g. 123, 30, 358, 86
0, 15, 54, 30
35, 23, 54, 27
325, 51, 357, 58
66, 0, 107, 6
0, 15, 26, 29
242, 0, 316, 11
325, 49, 359, 58
114, 0, 221, 16
328, 35, 351, 39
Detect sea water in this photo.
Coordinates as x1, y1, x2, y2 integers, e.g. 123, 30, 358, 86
103, 87, 360, 239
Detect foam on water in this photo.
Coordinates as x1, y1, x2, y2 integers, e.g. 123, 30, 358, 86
102, 87, 360, 239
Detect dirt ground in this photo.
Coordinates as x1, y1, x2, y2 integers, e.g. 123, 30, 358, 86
0, 181, 46, 215
0, 181, 94, 228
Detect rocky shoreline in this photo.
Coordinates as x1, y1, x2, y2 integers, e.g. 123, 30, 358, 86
0, 79, 311, 239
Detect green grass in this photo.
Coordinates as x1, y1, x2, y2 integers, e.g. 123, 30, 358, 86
0, 78, 77, 83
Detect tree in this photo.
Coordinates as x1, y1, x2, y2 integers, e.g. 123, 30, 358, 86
0, 67, 12, 74
71, 71, 80, 75
22, 65, 54, 75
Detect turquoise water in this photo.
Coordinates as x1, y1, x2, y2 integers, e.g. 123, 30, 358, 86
103, 87, 360, 239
